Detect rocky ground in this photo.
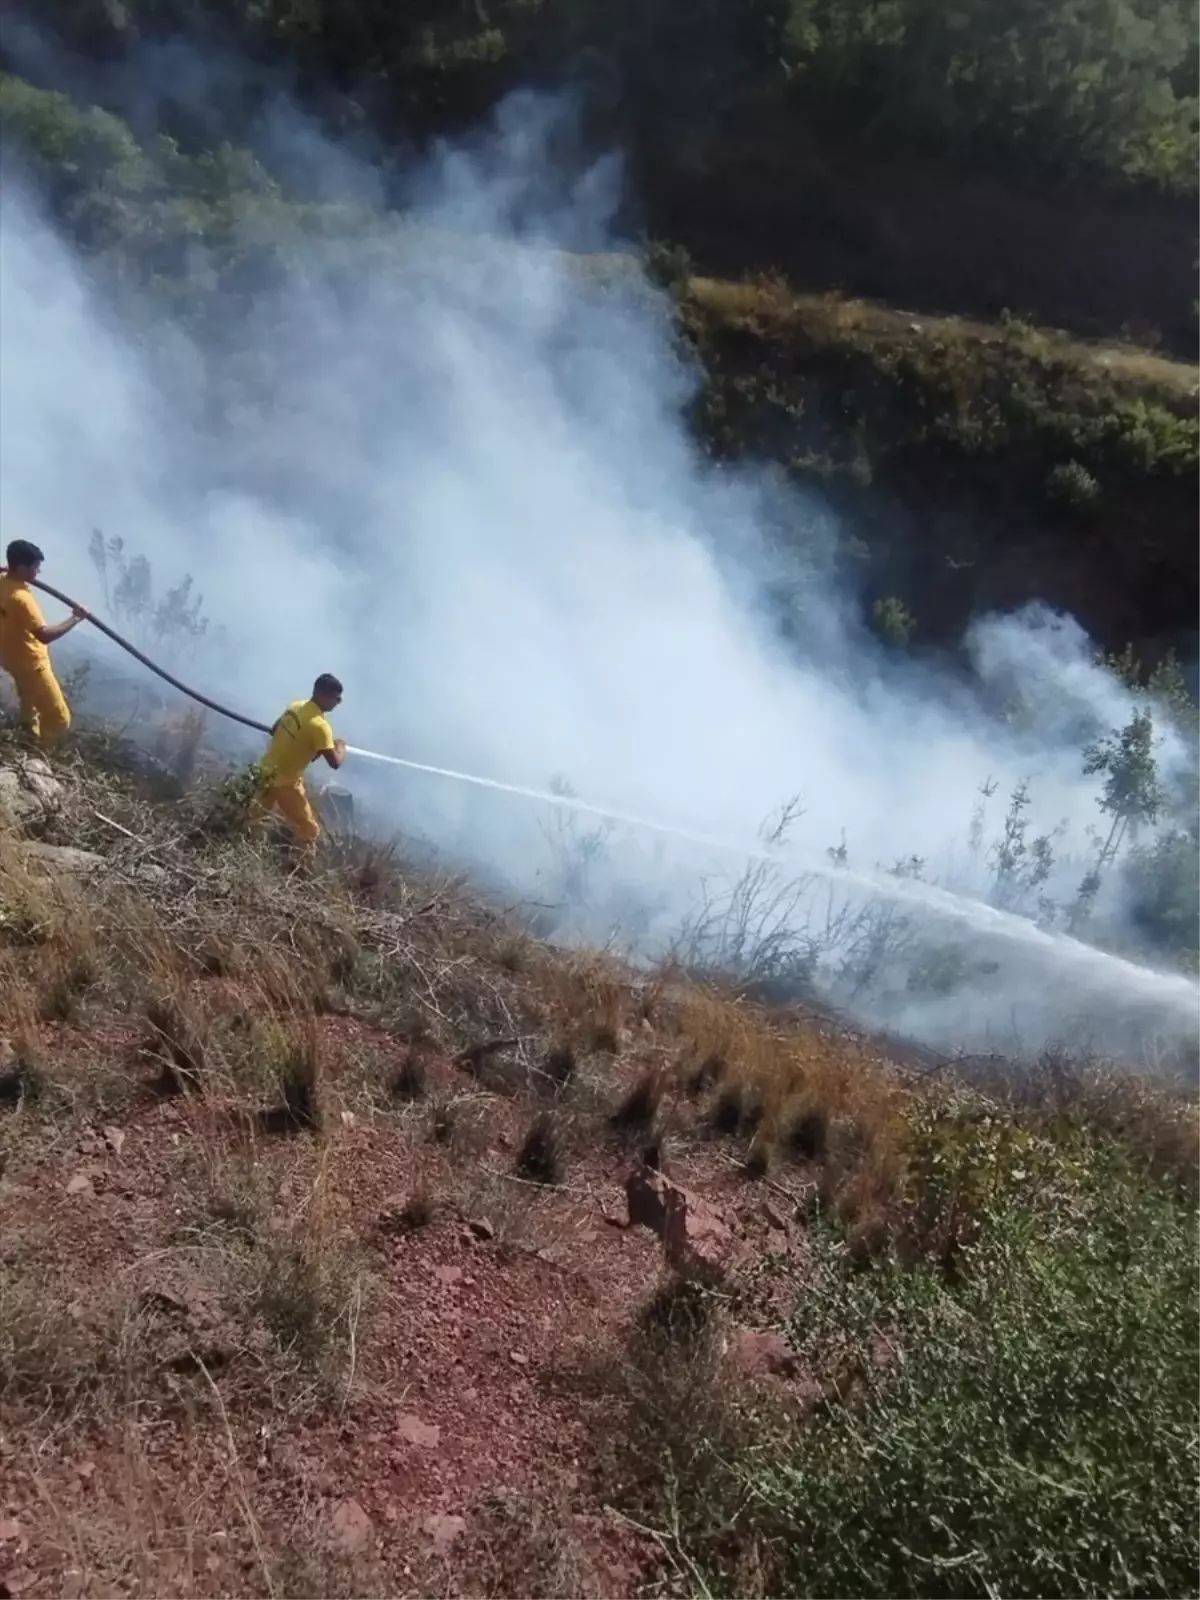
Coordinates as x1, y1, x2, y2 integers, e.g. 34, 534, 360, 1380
1, 724, 1196, 1600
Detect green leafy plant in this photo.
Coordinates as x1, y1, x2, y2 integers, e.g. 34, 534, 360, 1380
739, 1139, 1199, 1598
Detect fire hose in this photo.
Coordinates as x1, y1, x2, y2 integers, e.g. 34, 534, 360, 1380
32, 576, 273, 736
28, 574, 755, 853
22, 573, 1200, 1029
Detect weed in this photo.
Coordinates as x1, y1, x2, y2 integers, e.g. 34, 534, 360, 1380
276, 1028, 323, 1133
541, 1042, 577, 1091
516, 1111, 565, 1186
784, 1103, 828, 1161
145, 991, 207, 1092
395, 1186, 437, 1231
0, 1266, 111, 1404
743, 1133, 774, 1178
709, 1079, 764, 1138
683, 1050, 726, 1096
389, 1051, 428, 1102
1046, 458, 1102, 511
636, 1275, 715, 1351
741, 1145, 1200, 1599
38, 947, 99, 1023
610, 1068, 663, 1137
607, 1271, 741, 1525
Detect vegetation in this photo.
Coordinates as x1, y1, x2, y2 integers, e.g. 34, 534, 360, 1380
1, 684, 1197, 1595
726, 1132, 1198, 1598
0, 4, 1196, 1585
10, 0, 1197, 197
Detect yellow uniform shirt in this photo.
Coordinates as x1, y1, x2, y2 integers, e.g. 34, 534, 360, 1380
0, 575, 49, 674
263, 699, 336, 786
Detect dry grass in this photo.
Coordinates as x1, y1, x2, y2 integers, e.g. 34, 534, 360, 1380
688, 277, 1199, 400
660, 977, 911, 1223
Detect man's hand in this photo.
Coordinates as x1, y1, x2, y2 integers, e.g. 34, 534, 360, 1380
334, 739, 347, 760
71, 604, 90, 622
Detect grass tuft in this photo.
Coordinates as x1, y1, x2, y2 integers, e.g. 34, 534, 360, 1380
610, 1068, 663, 1137
516, 1110, 565, 1186
389, 1051, 428, 1102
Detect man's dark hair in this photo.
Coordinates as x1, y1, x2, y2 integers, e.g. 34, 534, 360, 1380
5, 539, 45, 570
313, 673, 343, 698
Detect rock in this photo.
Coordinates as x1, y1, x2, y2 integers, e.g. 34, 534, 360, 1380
732, 1328, 802, 1382
434, 1265, 463, 1287
423, 1513, 466, 1554
103, 1125, 126, 1155
20, 842, 106, 877
763, 1200, 789, 1232
508, 1350, 529, 1367
0, 756, 62, 832
397, 1413, 440, 1449
624, 1162, 733, 1282
327, 1498, 374, 1555
65, 1171, 94, 1197
466, 1217, 495, 1242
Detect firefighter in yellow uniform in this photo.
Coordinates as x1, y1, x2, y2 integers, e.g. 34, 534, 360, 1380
0, 540, 89, 748
259, 673, 347, 847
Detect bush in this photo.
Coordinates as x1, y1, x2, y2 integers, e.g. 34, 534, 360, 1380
642, 238, 693, 297
1045, 459, 1101, 511
736, 1141, 1199, 1598
1121, 826, 1200, 966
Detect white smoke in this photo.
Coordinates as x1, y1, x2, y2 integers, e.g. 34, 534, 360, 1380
0, 91, 1195, 1065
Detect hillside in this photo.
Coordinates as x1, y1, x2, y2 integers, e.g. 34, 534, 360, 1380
1, 719, 1197, 1599
1, 0, 1199, 657
1, 7, 1198, 1594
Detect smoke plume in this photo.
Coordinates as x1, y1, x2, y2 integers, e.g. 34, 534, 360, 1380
1, 88, 1195, 1066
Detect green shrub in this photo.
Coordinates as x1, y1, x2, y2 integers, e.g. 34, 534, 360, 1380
642, 238, 693, 297
736, 1141, 1198, 1598
1045, 459, 1101, 510
1122, 827, 1200, 967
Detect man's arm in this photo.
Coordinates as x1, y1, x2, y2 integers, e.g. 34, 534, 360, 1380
321, 739, 347, 771
33, 603, 89, 645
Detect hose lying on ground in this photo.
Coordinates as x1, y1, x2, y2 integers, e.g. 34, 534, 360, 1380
30, 576, 272, 735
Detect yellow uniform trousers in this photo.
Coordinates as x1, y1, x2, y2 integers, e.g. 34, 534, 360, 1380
258, 777, 321, 845
6, 663, 71, 748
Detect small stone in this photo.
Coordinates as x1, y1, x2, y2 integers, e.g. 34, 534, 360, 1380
434, 1265, 463, 1287
103, 1125, 126, 1155
763, 1201, 789, 1232
423, 1512, 466, 1553
339, 1109, 357, 1127
397, 1413, 440, 1449
731, 1328, 801, 1382
60, 1570, 84, 1599
508, 1351, 529, 1367
65, 1172, 93, 1197
0, 1520, 23, 1546
328, 1498, 373, 1555
467, 1217, 495, 1242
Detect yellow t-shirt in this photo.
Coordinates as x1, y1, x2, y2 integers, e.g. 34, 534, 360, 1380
263, 699, 335, 786
0, 574, 49, 674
